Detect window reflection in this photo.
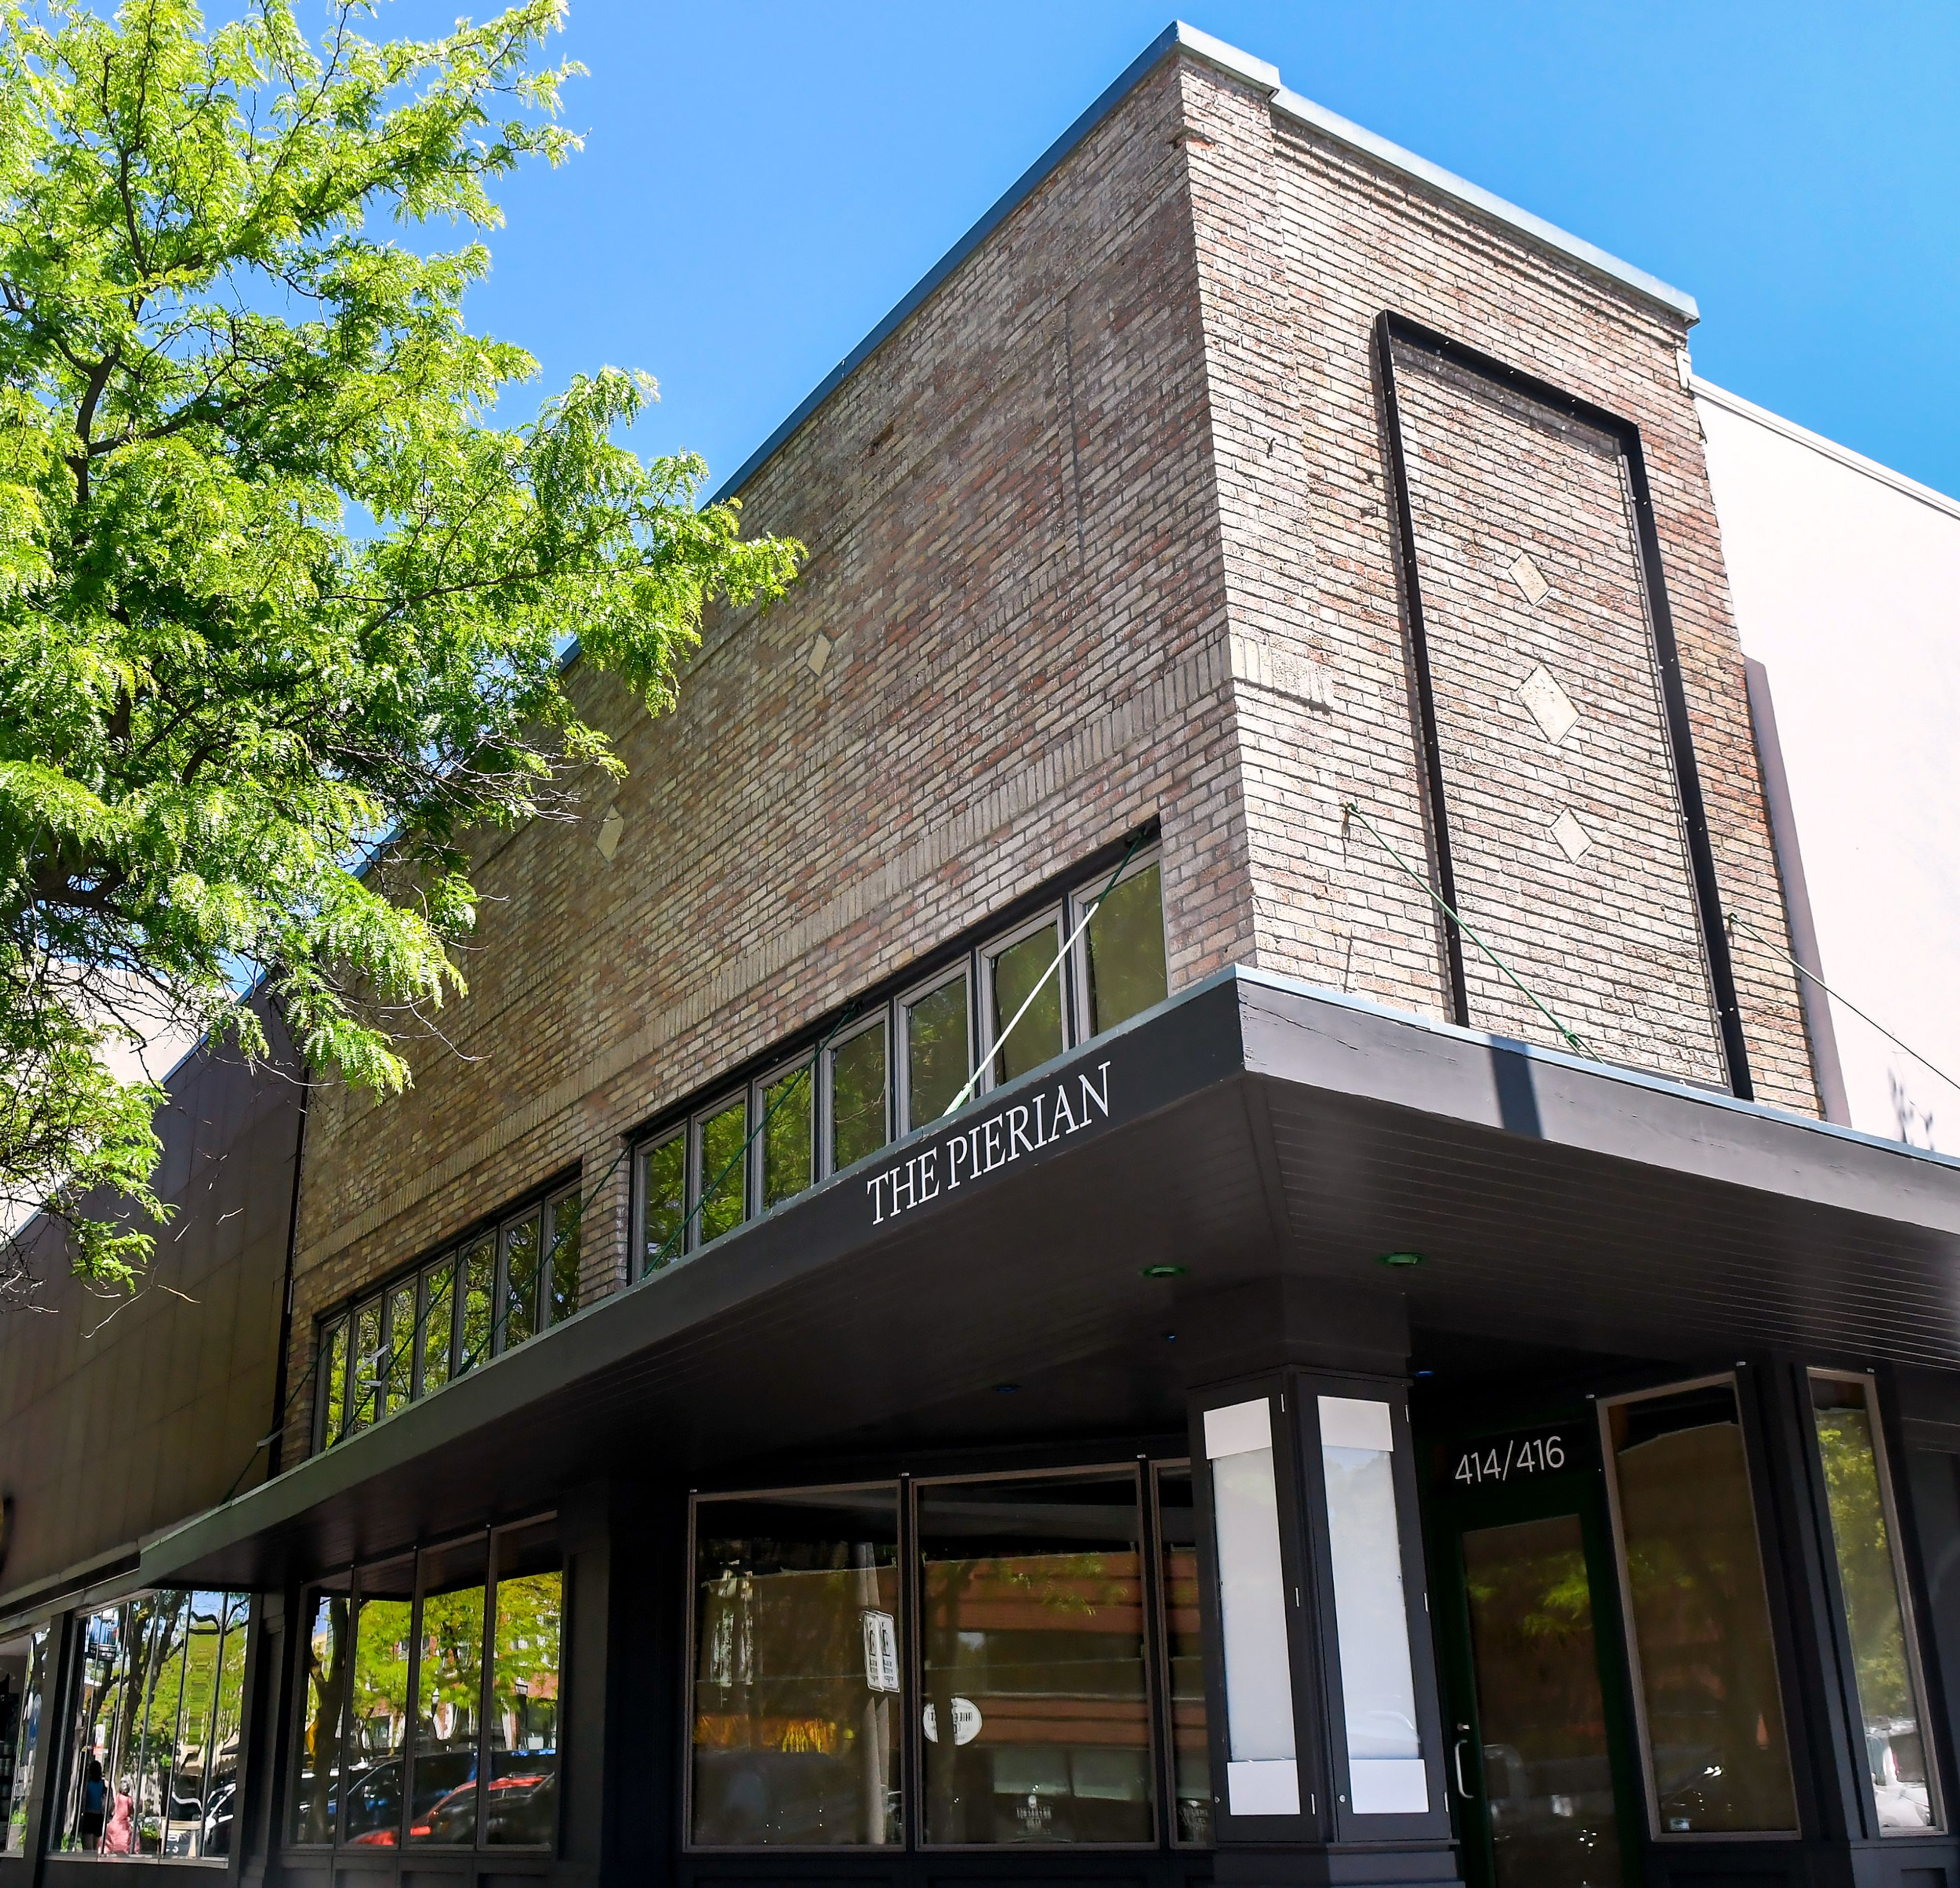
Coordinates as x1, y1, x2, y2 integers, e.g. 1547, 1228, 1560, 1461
5, 1626, 48, 1853
319, 1318, 349, 1449
1081, 862, 1167, 1035
1462, 1516, 1621, 1888
904, 976, 969, 1129
385, 1284, 415, 1415
1809, 1374, 1940, 1832
341, 1561, 414, 1848
691, 1488, 902, 1847
60, 1591, 251, 1858
349, 1299, 381, 1434
1605, 1380, 1796, 1834
918, 1472, 1154, 1846
292, 1578, 350, 1845
487, 1521, 561, 1847
828, 1020, 888, 1171
458, 1238, 494, 1375
698, 1097, 748, 1244
419, 1260, 454, 1397
640, 1133, 686, 1273
409, 1537, 485, 1848
501, 1214, 540, 1350
1155, 1469, 1211, 1845
988, 923, 1064, 1084
547, 1192, 581, 1325
760, 1064, 814, 1210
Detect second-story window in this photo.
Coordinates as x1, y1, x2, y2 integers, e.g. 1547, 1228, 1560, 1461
315, 1183, 581, 1453
629, 842, 1166, 1273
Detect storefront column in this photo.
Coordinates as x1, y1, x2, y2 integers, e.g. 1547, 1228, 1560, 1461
1183, 1279, 1460, 1887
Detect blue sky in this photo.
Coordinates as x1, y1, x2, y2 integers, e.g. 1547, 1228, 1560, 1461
444, 1, 1959, 501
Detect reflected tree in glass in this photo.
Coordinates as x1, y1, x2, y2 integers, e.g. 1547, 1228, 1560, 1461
761, 1065, 813, 1210
1810, 1375, 1936, 1831
547, 1193, 581, 1325
292, 1585, 350, 1845
487, 1568, 561, 1847
829, 1024, 888, 1171
905, 979, 968, 1129
640, 1135, 685, 1273
409, 1556, 484, 1848
698, 1099, 748, 1244
458, 1239, 494, 1374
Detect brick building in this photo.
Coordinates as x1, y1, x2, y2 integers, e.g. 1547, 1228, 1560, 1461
4, 24, 1960, 1888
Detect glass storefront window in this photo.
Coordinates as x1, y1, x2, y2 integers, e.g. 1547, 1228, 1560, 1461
1154, 1467, 1211, 1845
59, 1591, 251, 1859
5, 1627, 48, 1853
640, 1132, 686, 1273
341, 1560, 414, 1848
1809, 1372, 1940, 1832
1079, 860, 1168, 1036
690, 1487, 902, 1847
697, 1095, 749, 1245
1318, 1395, 1427, 1816
292, 1576, 351, 1845
487, 1521, 562, 1847
986, 918, 1065, 1085
1604, 1378, 1797, 1835
903, 973, 969, 1130
409, 1536, 486, 1847
759, 1062, 814, 1211
827, 1017, 889, 1172
917, 1471, 1154, 1846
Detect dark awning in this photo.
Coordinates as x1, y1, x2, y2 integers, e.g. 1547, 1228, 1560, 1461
121, 967, 1960, 1598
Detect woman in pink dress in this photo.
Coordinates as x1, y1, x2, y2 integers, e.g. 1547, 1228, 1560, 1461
101, 1783, 134, 1855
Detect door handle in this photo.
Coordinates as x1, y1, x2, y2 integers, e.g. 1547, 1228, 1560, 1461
1453, 1733, 1474, 1801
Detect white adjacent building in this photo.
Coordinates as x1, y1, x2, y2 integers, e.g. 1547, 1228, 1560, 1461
1698, 377, 1960, 1151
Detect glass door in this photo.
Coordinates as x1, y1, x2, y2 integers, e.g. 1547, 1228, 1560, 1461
1426, 1422, 1639, 1888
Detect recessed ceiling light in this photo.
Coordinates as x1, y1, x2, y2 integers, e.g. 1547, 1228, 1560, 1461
1140, 1264, 1188, 1279
993, 1382, 1020, 1394
1376, 1251, 1425, 1268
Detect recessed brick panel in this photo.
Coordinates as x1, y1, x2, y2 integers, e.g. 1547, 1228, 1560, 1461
1391, 349, 1727, 1083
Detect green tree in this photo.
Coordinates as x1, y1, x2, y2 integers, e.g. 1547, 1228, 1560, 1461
0, 0, 800, 1290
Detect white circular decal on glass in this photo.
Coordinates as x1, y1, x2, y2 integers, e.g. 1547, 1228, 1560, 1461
921, 1696, 983, 1746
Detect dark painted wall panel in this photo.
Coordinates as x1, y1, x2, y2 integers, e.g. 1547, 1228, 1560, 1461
0, 1006, 303, 1603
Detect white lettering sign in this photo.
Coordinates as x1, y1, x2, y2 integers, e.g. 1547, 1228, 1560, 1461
867, 1061, 1114, 1228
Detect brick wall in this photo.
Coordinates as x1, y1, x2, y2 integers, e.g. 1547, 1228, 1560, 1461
283, 42, 1821, 1461
282, 53, 1259, 1462
1172, 56, 1815, 1106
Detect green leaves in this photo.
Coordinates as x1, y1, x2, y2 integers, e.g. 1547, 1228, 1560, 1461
0, 0, 802, 1291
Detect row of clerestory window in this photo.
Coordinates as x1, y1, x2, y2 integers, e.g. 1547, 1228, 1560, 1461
314, 1186, 581, 1454
633, 844, 1167, 1274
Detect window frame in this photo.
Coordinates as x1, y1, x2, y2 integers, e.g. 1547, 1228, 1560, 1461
1805, 1367, 1945, 1836
414, 1254, 458, 1400
1596, 1370, 1800, 1844
542, 1183, 581, 1328
977, 905, 1071, 1095
1068, 842, 1166, 1044
820, 1006, 891, 1180
1149, 1457, 1213, 1849
750, 1052, 818, 1215
896, 962, 973, 1135
315, 1314, 350, 1452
